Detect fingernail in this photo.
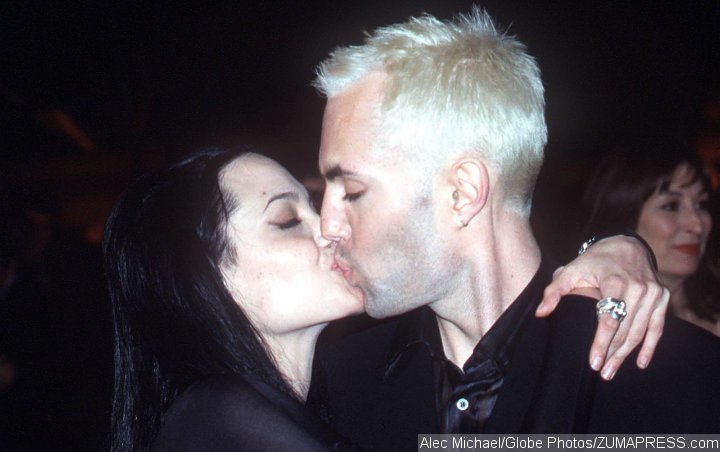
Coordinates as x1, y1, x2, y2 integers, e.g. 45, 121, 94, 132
601, 366, 615, 381
591, 356, 602, 371
535, 303, 545, 314
638, 357, 648, 369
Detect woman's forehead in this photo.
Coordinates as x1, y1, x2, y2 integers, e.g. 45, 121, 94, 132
227, 153, 295, 183
222, 153, 305, 203
668, 163, 705, 191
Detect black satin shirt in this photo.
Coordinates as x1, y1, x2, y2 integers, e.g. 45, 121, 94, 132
384, 260, 553, 433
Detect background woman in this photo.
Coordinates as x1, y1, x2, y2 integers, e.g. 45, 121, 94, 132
583, 137, 719, 336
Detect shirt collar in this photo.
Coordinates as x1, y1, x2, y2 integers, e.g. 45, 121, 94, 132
384, 257, 555, 379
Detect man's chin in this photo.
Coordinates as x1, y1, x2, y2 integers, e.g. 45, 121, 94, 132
363, 297, 396, 319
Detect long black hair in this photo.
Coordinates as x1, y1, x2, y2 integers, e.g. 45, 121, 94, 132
103, 148, 292, 451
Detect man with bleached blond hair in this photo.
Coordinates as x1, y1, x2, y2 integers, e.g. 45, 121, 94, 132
309, 8, 719, 450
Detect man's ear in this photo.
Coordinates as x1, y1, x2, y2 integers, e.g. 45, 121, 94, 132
450, 158, 489, 227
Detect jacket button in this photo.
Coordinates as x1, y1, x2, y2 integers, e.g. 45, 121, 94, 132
456, 398, 469, 411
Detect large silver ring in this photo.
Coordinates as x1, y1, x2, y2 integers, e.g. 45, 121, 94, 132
596, 297, 627, 322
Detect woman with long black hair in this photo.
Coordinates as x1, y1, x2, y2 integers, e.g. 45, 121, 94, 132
104, 148, 362, 450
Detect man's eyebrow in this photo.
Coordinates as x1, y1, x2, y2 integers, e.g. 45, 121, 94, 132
323, 165, 358, 181
264, 191, 299, 212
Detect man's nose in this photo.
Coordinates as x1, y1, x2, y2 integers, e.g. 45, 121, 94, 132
313, 225, 334, 248
320, 197, 351, 242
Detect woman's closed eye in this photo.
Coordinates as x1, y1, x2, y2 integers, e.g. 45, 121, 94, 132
275, 217, 302, 229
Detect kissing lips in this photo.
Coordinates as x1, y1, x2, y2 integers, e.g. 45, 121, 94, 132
332, 259, 353, 281
332, 258, 365, 303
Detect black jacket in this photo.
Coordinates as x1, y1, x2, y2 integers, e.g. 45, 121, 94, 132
311, 299, 720, 451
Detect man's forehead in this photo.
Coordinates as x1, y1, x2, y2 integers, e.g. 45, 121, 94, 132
319, 141, 393, 182
318, 72, 387, 173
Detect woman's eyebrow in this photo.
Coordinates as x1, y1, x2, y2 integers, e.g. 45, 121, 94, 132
264, 191, 299, 212
657, 187, 683, 197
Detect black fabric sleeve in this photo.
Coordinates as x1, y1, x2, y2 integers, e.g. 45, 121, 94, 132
152, 376, 335, 452
580, 230, 658, 271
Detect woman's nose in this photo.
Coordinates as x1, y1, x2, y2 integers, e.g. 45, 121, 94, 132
314, 228, 335, 248
682, 207, 705, 235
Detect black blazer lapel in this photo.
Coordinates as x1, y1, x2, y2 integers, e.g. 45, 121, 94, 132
485, 299, 597, 433
483, 314, 548, 433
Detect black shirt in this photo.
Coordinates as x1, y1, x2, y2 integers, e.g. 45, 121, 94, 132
385, 260, 553, 433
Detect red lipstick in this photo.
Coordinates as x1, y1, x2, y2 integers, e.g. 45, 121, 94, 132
673, 244, 700, 256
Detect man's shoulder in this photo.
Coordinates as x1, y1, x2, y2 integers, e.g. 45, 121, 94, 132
588, 312, 720, 433
538, 293, 598, 337
319, 312, 418, 364
502, 293, 720, 433
614, 314, 720, 380
311, 310, 438, 450
533, 293, 720, 379
311, 313, 415, 410
662, 314, 720, 352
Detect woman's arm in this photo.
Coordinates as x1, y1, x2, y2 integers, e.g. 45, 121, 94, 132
536, 235, 669, 380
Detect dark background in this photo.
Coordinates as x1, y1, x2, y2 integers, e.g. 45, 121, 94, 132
0, 2, 718, 448
3, 1, 719, 235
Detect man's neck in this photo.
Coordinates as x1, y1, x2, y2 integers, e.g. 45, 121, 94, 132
431, 215, 541, 368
